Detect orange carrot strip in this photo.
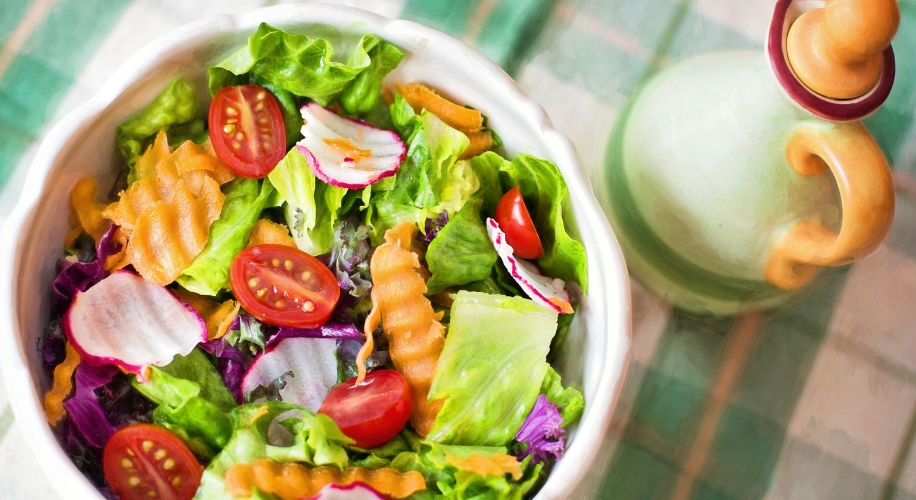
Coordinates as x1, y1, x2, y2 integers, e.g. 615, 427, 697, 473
358, 221, 445, 437
395, 83, 483, 133
458, 130, 493, 160
173, 288, 240, 340
102, 227, 130, 271
246, 219, 296, 248
71, 178, 110, 242
445, 453, 523, 480
44, 343, 80, 426
224, 460, 425, 500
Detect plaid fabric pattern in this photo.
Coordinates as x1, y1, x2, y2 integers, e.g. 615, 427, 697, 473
2, 1, 916, 498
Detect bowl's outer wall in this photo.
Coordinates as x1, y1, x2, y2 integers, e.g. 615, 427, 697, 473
0, 4, 631, 499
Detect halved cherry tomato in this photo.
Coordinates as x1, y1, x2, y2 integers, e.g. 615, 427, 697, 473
230, 244, 340, 328
319, 370, 411, 449
494, 186, 544, 259
209, 84, 286, 179
102, 424, 203, 500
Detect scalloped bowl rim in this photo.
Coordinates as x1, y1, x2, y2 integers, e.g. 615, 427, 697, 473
0, 4, 631, 499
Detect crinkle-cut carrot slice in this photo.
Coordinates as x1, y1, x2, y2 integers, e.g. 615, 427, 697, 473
246, 219, 296, 248
459, 130, 493, 160
71, 178, 110, 241
394, 83, 483, 133
445, 453, 523, 480
44, 342, 80, 426
102, 131, 225, 285
357, 221, 445, 437
201, 138, 237, 185
173, 288, 239, 340
224, 459, 426, 500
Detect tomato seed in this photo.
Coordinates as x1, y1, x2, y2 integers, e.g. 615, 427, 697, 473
275, 300, 285, 308
121, 458, 132, 468
301, 270, 312, 280
232, 142, 241, 149
147, 492, 156, 498
272, 258, 280, 267
303, 301, 315, 312
128, 476, 140, 486
225, 107, 238, 116
235, 132, 244, 141
142, 441, 153, 452
255, 102, 265, 111
256, 91, 266, 100
172, 477, 181, 487
256, 288, 267, 299
223, 124, 235, 134
163, 458, 175, 470
248, 278, 259, 288
284, 260, 293, 271
154, 449, 167, 460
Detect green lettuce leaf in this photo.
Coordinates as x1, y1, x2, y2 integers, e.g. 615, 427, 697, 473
496, 153, 588, 290
160, 349, 237, 413
176, 179, 275, 296
427, 292, 557, 446
268, 149, 348, 255
115, 78, 205, 183
132, 361, 234, 458
389, 441, 542, 500
366, 94, 473, 243
338, 38, 405, 115
426, 196, 497, 294
195, 402, 353, 499
539, 367, 584, 427
208, 23, 398, 107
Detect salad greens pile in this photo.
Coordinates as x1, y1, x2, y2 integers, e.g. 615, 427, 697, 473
43, 23, 588, 500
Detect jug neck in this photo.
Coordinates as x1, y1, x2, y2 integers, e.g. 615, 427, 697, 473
767, 0, 895, 121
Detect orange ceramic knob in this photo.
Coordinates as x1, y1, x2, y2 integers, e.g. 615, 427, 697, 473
787, 0, 899, 99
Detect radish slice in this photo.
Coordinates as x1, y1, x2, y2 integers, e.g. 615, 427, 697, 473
296, 102, 406, 189
305, 482, 387, 500
241, 337, 338, 412
486, 218, 574, 314
63, 270, 207, 376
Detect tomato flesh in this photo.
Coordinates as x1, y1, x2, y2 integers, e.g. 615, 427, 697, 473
319, 370, 412, 449
103, 424, 202, 500
494, 186, 544, 259
209, 84, 286, 179
230, 244, 340, 328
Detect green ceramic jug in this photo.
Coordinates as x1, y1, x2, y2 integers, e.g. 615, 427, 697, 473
601, 0, 898, 315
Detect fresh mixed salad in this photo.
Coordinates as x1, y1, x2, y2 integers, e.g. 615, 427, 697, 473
41, 24, 588, 500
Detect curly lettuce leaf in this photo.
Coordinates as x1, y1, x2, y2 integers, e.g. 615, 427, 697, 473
176, 179, 275, 296
389, 441, 542, 500
116, 78, 205, 182
494, 153, 588, 290
194, 402, 353, 500
338, 37, 405, 115
427, 292, 557, 446
269, 149, 348, 255
426, 196, 497, 294
366, 94, 473, 243
208, 23, 398, 107
131, 360, 234, 458
540, 366, 584, 427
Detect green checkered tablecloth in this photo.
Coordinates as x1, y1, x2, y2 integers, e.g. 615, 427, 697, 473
2, 0, 916, 498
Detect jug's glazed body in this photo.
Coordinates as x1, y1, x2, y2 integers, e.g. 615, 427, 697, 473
601, 0, 897, 315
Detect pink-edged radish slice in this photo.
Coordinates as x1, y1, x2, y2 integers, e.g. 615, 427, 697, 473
305, 482, 388, 500
487, 218, 574, 314
296, 102, 406, 189
63, 270, 207, 378
241, 337, 338, 412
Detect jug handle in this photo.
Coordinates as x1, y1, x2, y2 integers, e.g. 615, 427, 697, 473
764, 123, 894, 289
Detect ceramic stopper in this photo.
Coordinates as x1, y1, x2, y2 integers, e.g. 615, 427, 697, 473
786, 0, 899, 99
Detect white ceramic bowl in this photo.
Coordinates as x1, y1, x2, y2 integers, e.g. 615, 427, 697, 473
0, 4, 630, 499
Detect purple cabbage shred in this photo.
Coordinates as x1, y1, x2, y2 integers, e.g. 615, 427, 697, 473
515, 394, 567, 464
63, 364, 120, 448
52, 223, 123, 314
420, 211, 449, 246
200, 338, 248, 404
267, 322, 364, 346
